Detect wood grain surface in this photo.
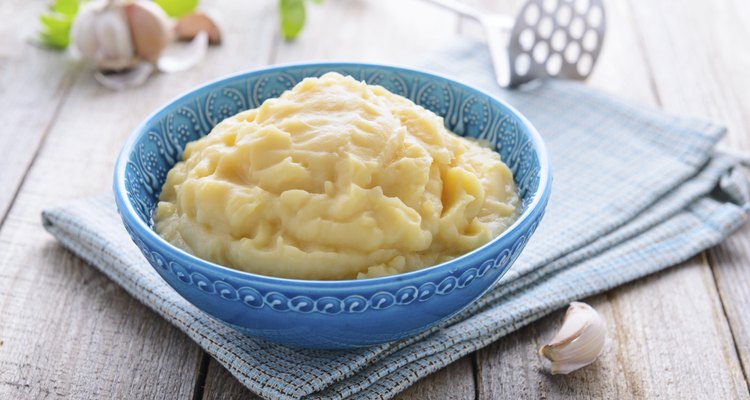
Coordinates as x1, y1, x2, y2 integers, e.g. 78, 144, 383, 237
0, 0, 748, 399
626, 0, 750, 386
0, 0, 80, 223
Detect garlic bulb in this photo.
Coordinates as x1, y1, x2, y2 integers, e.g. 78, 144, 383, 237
72, 0, 137, 70
71, 0, 172, 70
539, 302, 607, 374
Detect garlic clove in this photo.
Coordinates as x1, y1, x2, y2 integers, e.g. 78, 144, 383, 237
94, 61, 155, 91
92, 4, 137, 71
70, 0, 106, 61
539, 302, 607, 375
174, 10, 223, 45
157, 30, 208, 73
124, 0, 174, 62
72, 0, 137, 70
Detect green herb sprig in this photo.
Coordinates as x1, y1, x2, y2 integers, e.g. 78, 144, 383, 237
279, 0, 321, 41
154, 0, 199, 18
38, 0, 79, 49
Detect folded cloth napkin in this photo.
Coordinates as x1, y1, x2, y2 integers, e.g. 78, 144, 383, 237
42, 41, 750, 400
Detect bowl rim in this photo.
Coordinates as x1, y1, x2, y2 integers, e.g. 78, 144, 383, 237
114, 61, 551, 289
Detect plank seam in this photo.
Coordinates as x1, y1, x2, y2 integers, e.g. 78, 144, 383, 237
626, 0, 750, 394
193, 352, 211, 400
0, 68, 79, 229
471, 352, 480, 400
706, 249, 750, 394
624, 0, 664, 107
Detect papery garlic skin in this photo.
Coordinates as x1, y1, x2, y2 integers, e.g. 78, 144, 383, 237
124, 1, 173, 62
72, 0, 137, 71
539, 302, 607, 375
157, 31, 208, 73
175, 10, 223, 44
94, 5, 136, 70
95, 62, 154, 91
70, 1, 102, 61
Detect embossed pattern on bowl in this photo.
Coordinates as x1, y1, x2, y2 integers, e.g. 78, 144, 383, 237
114, 63, 551, 349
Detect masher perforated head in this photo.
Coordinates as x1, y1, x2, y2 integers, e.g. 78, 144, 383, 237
506, 0, 606, 87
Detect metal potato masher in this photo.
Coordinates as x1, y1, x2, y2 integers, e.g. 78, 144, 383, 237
425, 0, 606, 88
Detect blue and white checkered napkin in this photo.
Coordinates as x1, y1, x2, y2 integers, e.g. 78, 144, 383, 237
42, 41, 749, 399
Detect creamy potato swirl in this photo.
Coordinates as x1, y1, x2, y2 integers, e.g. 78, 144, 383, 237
154, 73, 519, 280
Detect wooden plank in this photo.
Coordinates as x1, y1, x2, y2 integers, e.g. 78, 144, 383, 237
625, 0, 750, 384
473, 0, 750, 397
0, 235, 203, 399
627, 0, 750, 151
710, 225, 750, 385
201, 359, 261, 400
272, 0, 458, 65
0, 0, 278, 398
0, 0, 80, 225
477, 258, 749, 399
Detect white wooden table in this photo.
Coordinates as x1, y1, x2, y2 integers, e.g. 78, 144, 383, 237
1, 0, 749, 398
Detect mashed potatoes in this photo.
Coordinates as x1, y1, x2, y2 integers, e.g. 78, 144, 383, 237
154, 72, 519, 280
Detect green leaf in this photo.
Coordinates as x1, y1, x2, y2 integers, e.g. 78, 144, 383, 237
310, 0, 323, 4
154, 0, 199, 18
40, 13, 70, 33
38, 0, 78, 50
51, 0, 78, 17
279, 0, 306, 40
40, 31, 70, 48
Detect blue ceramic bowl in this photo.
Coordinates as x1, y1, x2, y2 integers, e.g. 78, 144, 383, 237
114, 63, 551, 349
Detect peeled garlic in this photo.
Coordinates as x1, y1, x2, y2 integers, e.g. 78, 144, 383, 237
539, 302, 607, 374
71, 0, 172, 70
